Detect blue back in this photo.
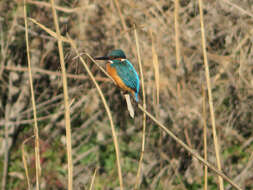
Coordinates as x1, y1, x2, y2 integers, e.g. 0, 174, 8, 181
111, 59, 140, 101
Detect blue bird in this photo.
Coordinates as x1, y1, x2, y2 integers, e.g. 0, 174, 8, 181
95, 49, 140, 101
95, 49, 140, 117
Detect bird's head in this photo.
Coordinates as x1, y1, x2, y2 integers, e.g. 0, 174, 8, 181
95, 49, 126, 62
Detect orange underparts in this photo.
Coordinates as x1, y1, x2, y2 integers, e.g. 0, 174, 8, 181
106, 63, 135, 95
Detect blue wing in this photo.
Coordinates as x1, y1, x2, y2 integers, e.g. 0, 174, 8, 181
112, 60, 140, 100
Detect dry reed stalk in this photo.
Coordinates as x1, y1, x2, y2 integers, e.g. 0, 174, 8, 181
174, 0, 181, 98
29, 18, 69, 42
150, 30, 160, 116
21, 136, 34, 190
69, 40, 124, 190
198, 0, 224, 190
137, 104, 242, 190
25, 24, 123, 189
134, 26, 147, 189
27, 8, 241, 190
24, 1, 41, 189
202, 85, 208, 190
113, 0, 131, 42
50, 0, 73, 189
88, 167, 97, 190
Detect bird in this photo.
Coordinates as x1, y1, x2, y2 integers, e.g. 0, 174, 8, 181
95, 49, 140, 117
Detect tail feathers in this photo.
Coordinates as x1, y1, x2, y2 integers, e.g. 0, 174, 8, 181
124, 94, 134, 118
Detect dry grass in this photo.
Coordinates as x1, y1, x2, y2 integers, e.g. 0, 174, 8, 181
88, 167, 97, 190
0, 0, 253, 189
198, 0, 223, 189
50, 0, 73, 189
24, 1, 41, 189
21, 136, 34, 190
202, 85, 208, 190
134, 26, 146, 189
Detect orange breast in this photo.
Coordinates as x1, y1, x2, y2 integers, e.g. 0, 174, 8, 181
106, 63, 135, 94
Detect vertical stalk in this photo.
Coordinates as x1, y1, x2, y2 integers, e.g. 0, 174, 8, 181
202, 85, 208, 190
134, 26, 146, 189
50, 1, 73, 189
198, 1, 224, 189
24, 1, 41, 189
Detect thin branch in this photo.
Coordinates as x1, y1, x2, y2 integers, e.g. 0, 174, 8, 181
69, 39, 124, 190
24, 1, 41, 189
25, 22, 123, 189
137, 104, 242, 190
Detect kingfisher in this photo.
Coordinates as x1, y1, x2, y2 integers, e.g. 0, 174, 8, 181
95, 49, 140, 117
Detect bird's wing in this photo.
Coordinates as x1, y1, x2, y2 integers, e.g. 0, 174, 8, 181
113, 60, 139, 93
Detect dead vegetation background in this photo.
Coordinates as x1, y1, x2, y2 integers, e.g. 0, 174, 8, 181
0, 0, 253, 189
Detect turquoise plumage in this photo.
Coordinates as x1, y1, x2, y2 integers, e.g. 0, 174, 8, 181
110, 59, 140, 101
95, 49, 140, 117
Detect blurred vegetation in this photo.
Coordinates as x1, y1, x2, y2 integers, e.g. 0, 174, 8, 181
0, 0, 253, 189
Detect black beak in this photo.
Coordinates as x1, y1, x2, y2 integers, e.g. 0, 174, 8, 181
94, 56, 110, 60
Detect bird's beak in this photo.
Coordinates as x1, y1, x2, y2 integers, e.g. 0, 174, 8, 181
94, 56, 110, 60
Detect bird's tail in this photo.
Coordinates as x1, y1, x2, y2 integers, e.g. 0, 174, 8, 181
124, 94, 134, 118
